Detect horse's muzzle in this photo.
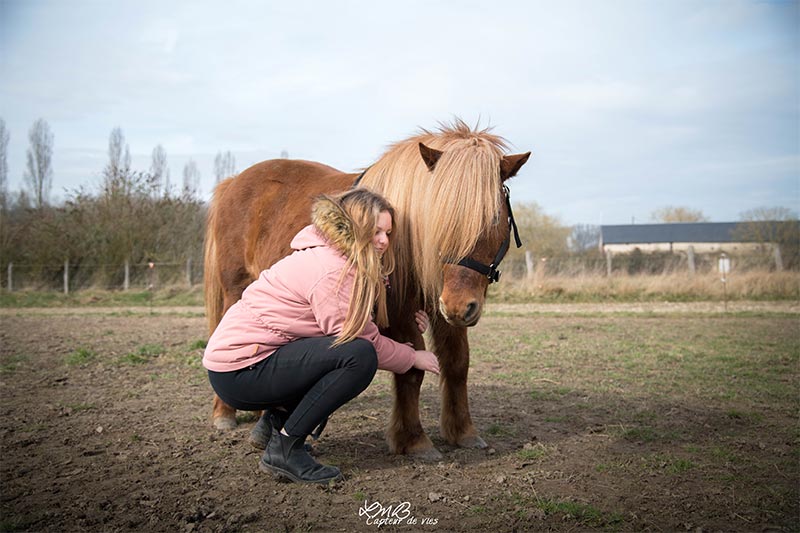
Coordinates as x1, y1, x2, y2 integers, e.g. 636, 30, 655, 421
438, 297, 482, 328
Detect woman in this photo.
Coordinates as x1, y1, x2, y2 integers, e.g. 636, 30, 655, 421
203, 188, 439, 484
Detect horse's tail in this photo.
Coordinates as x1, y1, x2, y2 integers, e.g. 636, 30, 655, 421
204, 180, 229, 336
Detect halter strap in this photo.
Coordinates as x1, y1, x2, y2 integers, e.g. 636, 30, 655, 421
454, 185, 522, 284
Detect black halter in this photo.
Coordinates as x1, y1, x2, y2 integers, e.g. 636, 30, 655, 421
452, 185, 522, 284
353, 171, 521, 284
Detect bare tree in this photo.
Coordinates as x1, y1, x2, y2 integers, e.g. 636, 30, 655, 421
569, 224, 601, 252
24, 118, 54, 208
0, 118, 9, 204
103, 127, 133, 195
650, 206, 708, 223
213, 151, 237, 184
182, 159, 200, 199
511, 202, 570, 258
735, 206, 799, 263
150, 144, 169, 197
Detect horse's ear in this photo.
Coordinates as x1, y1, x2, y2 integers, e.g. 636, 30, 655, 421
500, 152, 531, 182
418, 143, 443, 172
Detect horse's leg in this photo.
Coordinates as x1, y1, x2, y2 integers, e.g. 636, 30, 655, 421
387, 368, 442, 460
433, 319, 487, 449
211, 281, 248, 430
212, 395, 237, 430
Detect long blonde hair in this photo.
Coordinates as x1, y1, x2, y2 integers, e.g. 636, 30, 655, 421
359, 119, 508, 306
312, 188, 396, 347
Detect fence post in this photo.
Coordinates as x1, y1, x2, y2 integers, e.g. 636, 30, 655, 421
605, 250, 613, 276
64, 259, 69, 295
525, 250, 534, 279
774, 245, 784, 272
124, 260, 130, 291
6, 263, 11, 292
687, 246, 696, 276
186, 258, 193, 287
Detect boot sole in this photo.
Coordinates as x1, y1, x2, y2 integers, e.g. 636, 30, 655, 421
258, 459, 341, 484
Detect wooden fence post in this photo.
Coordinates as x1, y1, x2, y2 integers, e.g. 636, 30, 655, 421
687, 246, 696, 276
186, 258, 193, 287
525, 251, 534, 279
124, 260, 130, 291
774, 245, 784, 272
6, 263, 12, 292
605, 250, 613, 276
63, 259, 69, 295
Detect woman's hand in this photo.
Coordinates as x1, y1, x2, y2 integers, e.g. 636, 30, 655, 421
413, 350, 440, 375
415, 310, 430, 334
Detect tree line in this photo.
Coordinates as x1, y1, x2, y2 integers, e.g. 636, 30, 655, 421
0, 119, 239, 288
1, 117, 797, 290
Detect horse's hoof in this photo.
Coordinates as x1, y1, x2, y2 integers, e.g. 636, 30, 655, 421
408, 446, 443, 462
249, 429, 268, 449
457, 435, 488, 449
213, 417, 237, 431
249, 413, 272, 449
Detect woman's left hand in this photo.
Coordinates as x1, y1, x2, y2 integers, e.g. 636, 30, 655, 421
415, 310, 429, 334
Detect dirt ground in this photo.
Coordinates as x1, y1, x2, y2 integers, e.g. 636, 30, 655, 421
1, 303, 798, 532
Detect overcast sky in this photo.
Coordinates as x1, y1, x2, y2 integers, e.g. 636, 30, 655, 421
1, 0, 798, 225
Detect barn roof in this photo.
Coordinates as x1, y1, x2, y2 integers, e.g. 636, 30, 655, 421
601, 222, 745, 245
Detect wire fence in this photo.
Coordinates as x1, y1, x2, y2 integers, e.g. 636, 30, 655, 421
2, 248, 787, 293
3, 260, 202, 293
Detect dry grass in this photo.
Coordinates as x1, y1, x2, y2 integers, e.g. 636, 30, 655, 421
490, 269, 800, 302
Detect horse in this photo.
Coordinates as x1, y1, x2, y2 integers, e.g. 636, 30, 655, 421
204, 119, 530, 459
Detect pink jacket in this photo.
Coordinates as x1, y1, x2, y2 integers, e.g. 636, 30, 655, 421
203, 225, 416, 374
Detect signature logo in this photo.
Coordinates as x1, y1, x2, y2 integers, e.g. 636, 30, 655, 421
358, 500, 439, 527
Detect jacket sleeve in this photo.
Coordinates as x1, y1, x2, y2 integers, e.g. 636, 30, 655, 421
308, 269, 416, 375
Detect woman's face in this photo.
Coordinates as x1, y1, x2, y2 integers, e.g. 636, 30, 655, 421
372, 210, 392, 255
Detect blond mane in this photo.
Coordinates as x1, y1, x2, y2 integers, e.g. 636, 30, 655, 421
360, 119, 509, 306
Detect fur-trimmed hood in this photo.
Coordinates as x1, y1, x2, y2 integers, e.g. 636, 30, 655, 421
289, 196, 354, 256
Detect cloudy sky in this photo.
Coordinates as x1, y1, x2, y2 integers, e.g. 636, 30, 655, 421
1, 0, 797, 225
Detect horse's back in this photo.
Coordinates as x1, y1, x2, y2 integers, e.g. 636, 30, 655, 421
210, 158, 356, 295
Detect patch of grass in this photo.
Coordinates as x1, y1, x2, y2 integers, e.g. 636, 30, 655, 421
535, 498, 624, 528
467, 505, 487, 515
353, 491, 366, 502
0, 288, 204, 308
177, 351, 204, 369
188, 339, 207, 350
119, 343, 165, 365
65, 348, 96, 366
0, 514, 41, 532
529, 386, 571, 401
486, 423, 516, 437
709, 446, 742, 465
725, 409, 763, 422
0, 354, 27, 373
620, 425, 659, 443
640, 454, 696, 475
517, 443, 550, 461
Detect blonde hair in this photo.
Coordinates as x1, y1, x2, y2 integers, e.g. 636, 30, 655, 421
360, 119, 508, 306
315, 188, 396, 347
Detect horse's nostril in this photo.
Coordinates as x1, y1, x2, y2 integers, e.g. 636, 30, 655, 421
464, 301, 479, 322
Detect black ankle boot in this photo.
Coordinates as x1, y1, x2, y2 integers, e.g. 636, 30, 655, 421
250, 410, 315, 452
259, 428, 341, 484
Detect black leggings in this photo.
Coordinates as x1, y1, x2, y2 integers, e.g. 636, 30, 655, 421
208, 337, 378, 437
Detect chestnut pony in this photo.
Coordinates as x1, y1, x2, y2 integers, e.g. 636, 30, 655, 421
205, 120, 530, 459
